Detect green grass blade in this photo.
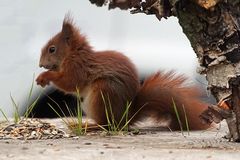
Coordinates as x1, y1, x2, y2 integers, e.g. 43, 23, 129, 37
63, 101, 78, 130
75, 87, 84, 135
28, 73, 35, 101
63, 101, 75, 118
47, 103, 68, 126
24, 93, 41, 118
120, 102, 148, 131
97, 124, 109, 132
117, 101, 132, 130
14, 112, 19, 124
0, 108, 9, 122
25, 88, 46, 118
172, 98, 183, 135
124, 101, 130, 132
10, 94, 19, 115
84, 119, 88, 135
182, 104, 190, 135
10, 94, 20, 123
76, 105, 83, 134
107, 94, 117, 131
101, 91, 111, 130
47, 95, 67, 118
48, 92, 85, 135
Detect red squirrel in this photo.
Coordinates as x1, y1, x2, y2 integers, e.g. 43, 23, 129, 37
36, 15, 210, 130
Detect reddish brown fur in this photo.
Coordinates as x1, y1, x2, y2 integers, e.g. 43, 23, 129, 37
131, 72, 210, 130
36, 15, 210, 130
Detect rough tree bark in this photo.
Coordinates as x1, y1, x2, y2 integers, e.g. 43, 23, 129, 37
88, 0, 240, 142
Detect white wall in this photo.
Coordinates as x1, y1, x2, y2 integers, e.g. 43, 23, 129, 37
0, 0, 200, 117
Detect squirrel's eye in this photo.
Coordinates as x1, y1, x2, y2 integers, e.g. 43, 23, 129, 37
48, 46, 56, 54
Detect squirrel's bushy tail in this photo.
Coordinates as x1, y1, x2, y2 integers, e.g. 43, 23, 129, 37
132, 71, 210, 130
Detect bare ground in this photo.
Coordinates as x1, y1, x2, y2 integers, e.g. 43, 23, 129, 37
0, 119, 240, 160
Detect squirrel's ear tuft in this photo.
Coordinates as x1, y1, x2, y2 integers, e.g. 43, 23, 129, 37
62, 13, 74, 41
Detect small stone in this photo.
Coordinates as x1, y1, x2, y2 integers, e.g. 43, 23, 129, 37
31, 131, 37, 136
39, 149, 47, 154
51, 130, 58, 135
6, 154, 14, 158
84, 142, 92, 145
63, 134, 70, 138
103, 144, 109, 147
43, 130, 51, 135
22, 147, 29, 150
72, 136, 79, 140
47, 143, 53, 146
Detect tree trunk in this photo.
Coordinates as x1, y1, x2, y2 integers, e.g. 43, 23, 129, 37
176, 1, 240, 142
88, 0, 240, 142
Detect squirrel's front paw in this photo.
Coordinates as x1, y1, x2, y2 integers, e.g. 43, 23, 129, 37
36, 72, 50, 87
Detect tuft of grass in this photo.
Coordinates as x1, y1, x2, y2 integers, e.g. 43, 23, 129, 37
0, 74, 41, 124
100, 91, 116, 132
9, 74, 40, 123
0, 74, 40, 125
172, 98, 184, 135
99, 91, 147, 135
75, 88, 86, 135
63, 100, 88, 134
46, 88, 87, 136
99, 91, 129, 134
172, 98, 191, 136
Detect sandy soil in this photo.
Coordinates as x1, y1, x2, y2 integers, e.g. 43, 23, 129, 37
0, 119, 240, 160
